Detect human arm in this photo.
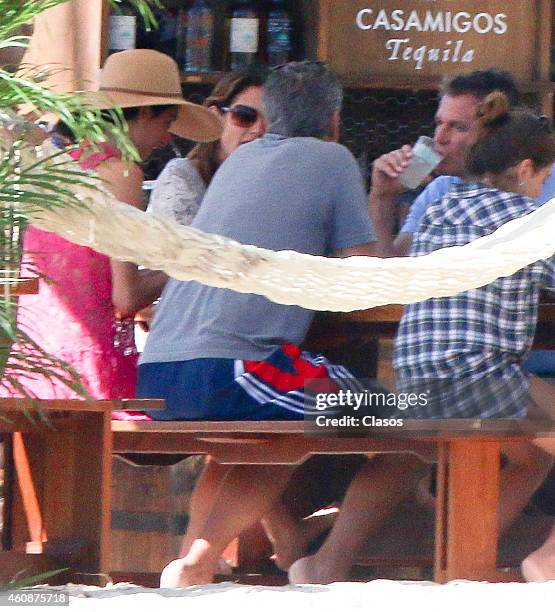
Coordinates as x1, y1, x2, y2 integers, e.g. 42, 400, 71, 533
97, 158, 168, 319
334, 243, 376, 257
368, 145, 414, 257
370, 168, 458, 258
328, 145, 378, 259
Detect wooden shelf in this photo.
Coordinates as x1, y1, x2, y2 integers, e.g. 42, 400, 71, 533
0, 277, 39, 295
179, 71, 555, 94
180, 71, 226, 85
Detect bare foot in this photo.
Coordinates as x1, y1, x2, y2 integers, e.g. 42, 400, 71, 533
267, 531, 305, 571
521, 549, 555, 582
264, 510, 337, 571
160, 558, 214, 588
288, 554, 346, 585
521, 524, 555, 582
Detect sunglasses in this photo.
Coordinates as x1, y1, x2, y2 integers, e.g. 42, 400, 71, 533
220, 104, 260, 128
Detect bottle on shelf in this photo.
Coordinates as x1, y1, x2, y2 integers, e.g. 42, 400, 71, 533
156, 9, 179, 58
176, 8, 188, 69
266, 0, 292, 66
108, 1, 137, 54
229, 0, 260, 70
183, 0, 215, 73
136, 7, 178, 57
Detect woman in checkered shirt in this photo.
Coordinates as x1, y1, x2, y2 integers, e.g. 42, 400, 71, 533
394, 91, 555, 580
394, 93, 555, 420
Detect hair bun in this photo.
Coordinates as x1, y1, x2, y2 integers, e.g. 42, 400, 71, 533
476, 91, 510, 126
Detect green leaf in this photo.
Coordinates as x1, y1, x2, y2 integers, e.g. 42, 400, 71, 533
1, 567, 69, 590
0, 0, 162, 401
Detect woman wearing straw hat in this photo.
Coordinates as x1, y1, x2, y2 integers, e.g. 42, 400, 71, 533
12, 49, 221, 401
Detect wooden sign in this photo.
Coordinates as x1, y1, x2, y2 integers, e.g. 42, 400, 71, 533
317, 1, 549, 83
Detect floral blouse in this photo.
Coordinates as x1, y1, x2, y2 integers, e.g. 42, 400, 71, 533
147, 158, 206, 225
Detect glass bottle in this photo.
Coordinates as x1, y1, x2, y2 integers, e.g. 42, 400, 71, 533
229, 0, 260, 70
184, 0, 215, 72
176, 8, 188, 69
266, 0, 292, 66
109, 1, 137, 54
113, 318, 137, 357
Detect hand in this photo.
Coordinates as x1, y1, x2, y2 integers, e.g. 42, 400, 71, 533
134, 304, 156, 332
370, 145, 413, 197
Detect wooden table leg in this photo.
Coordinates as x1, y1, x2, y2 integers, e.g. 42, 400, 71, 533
10, 411, 112, 580
12, 432, 45, 550
435, 439, 501, 582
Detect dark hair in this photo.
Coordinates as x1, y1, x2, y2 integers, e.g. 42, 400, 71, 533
263, 61, 343, 138
53, 104, 176, 145
465, 91, 555, 177
442, 69, 520, 107
121, 104, 177, 122
188, 65, 269, 185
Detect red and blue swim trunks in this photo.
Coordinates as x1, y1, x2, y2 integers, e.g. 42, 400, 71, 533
135, 344, 367, 421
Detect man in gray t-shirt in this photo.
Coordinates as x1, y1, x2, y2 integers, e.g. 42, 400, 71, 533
141, 134, 374, 365
141, 62, 376, 589
138, 62, 376, 423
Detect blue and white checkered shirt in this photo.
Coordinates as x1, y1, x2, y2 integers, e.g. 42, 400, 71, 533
394, 182, 555, 418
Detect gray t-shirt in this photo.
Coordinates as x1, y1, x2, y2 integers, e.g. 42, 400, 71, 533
140, 134, 375, 363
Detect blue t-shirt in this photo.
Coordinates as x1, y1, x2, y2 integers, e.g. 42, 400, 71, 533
401, 168, 555, 233
141, 134, 375, 364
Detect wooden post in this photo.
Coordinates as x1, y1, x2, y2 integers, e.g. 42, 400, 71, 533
442, 439, 501, 581
537, 0, 554, 118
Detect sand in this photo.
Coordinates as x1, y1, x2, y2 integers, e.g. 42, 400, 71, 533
18, 580, 555, 612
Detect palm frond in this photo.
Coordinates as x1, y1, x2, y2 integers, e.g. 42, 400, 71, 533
0, 0, 160, 39
0, 0, 162, 398
111, 0, 162, 30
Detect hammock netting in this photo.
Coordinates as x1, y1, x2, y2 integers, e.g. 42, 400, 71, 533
13, 143, 555, 312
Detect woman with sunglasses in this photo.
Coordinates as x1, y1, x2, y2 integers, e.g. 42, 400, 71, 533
148, 66, 268, 225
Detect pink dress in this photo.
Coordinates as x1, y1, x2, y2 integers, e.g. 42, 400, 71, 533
12, 143, 137, 399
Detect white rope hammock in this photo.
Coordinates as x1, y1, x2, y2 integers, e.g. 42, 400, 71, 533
18, 143, 555, 312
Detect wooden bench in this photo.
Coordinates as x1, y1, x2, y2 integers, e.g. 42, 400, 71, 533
0, 398, 162, 585
108, 303, 555, 584
112, 417, 555, 584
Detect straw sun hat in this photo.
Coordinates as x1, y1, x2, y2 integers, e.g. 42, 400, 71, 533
89, 49, 222, 143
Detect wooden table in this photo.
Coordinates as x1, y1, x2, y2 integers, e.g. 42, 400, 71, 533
309, 302, 555, 345
113, 418, 555, 583
0, 398, 113, 584
304, 302, 555, 581
111, 304, 555, 584
0, 398, 163, 586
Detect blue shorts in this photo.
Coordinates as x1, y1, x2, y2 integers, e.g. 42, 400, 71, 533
136, 344, 365, 421
524, 350, 555, 377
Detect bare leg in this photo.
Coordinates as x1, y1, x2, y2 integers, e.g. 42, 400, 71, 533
519, 376, 555, 580
262, 502, 338, 570
289, 453, 427, 584
529, 376, 555, 420
161, 465, 294, 587
522, 523, 555, 581
179, 457, 231, 557
287, 439, 551, 585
